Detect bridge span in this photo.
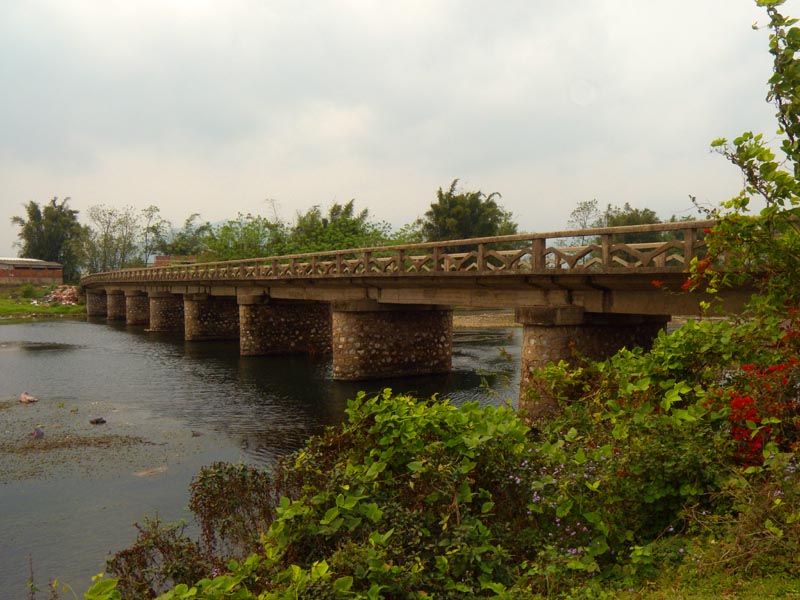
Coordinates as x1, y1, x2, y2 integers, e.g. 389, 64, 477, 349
80, 220, 751, 400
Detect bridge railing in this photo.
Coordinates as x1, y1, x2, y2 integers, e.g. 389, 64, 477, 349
80, 220, 715, 285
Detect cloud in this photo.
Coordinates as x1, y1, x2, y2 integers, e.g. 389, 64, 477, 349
0, 0, 794, 257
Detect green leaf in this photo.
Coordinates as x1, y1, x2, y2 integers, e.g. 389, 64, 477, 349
333, 575, 354, 592
407, 461, 424, 472
362, 502, 384, 523
459, 458, 477, 474
320, 506, 340, 525
765, 518, 785, 538
556, 499, 573, 518
365, 460, 386, 480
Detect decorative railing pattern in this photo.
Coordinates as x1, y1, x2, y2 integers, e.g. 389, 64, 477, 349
81, 220, 714, 286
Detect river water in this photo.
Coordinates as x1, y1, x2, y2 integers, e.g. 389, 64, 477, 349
0, 318, 521, 597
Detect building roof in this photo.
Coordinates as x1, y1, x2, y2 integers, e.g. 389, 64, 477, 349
0, 257, 63, 267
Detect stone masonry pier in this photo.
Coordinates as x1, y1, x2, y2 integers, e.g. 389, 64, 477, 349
106, 291, 126, 321
86, 290, 107, 317
148, 292, 185, 332
331, 301, 452, 380
184, 294, 239, 341
125, 291, 149, 326
239, 295, 331, 356
515, 306, 669, 415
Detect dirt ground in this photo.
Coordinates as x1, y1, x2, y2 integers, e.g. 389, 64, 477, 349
0, 394, 220, 482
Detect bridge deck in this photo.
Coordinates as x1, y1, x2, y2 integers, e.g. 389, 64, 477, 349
81, 220, 750, 315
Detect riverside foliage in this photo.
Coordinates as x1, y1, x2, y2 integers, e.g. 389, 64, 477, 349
88, 306, 800, 597
77, 1, 800, 598
87, 329, 800, 598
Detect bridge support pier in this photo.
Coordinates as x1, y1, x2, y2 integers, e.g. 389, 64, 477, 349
516, 307, 669, 417
86, 291, 107, 317
331, 302, 452, 380
125, 291, 149, 326
184, 294, 240, 341
106, 291, 126, 321
149, 292, 185, 332
239, 296, 331, 356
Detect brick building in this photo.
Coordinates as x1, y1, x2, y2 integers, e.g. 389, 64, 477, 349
0, 258, 63, 285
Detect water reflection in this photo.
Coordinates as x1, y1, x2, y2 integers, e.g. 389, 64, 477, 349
106, 324, 521, 465
0, 340, 81, 352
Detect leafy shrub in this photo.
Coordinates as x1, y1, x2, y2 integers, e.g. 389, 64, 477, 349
93, 352, 800, 600
188, 462, 278, 562
99, 391, 535, 599
105, 517, 209, 599
260, 390, 532, 598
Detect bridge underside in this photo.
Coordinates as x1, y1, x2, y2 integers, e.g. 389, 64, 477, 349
120, 272, 744, 315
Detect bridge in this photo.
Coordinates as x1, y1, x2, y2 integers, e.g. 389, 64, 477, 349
80, 220, 752, 402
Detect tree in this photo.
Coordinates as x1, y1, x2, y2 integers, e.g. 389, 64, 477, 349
597, 202, 663, 243
204, 213, 288, 261
386, 221, 426, 245
159, 214, 213, 257
10, 197, 86, 282
284, 200, 390, 254
418, 179, 518, 249
83, 204, 142, 272
140, 205, 171, 265
566, 199, 601, 231
564, 199, 602, 245
565, 200, 671, 245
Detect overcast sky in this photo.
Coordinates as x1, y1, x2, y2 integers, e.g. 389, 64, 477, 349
1, 0, 794, 257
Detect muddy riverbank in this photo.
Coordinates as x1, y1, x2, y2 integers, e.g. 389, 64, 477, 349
0, 388, 226, 483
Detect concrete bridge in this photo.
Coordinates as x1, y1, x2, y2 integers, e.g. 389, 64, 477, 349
80, 220, 751, 398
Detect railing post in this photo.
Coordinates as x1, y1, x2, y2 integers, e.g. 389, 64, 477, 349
397, 249, 406, 273
477, 243, 486, 272
433, 246, 442, 272
335, 253, 343, 274
311, 255, 318, 275
364, 251, 373, 274
532, 238, 545, 270
683, 227, 697, 268
602, 234, 611, 268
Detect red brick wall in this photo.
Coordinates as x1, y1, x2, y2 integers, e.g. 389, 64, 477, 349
0, 266, 63, 284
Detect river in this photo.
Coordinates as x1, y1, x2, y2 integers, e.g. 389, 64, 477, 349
0, 318, 521, 597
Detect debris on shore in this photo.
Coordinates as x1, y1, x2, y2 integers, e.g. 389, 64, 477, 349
19, 391, 38, 404
42, 285, 80, 305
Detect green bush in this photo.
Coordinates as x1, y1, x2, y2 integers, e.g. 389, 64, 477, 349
19, 283, 37, 298
98, 391, 536, 599
88, 352, 800, 599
